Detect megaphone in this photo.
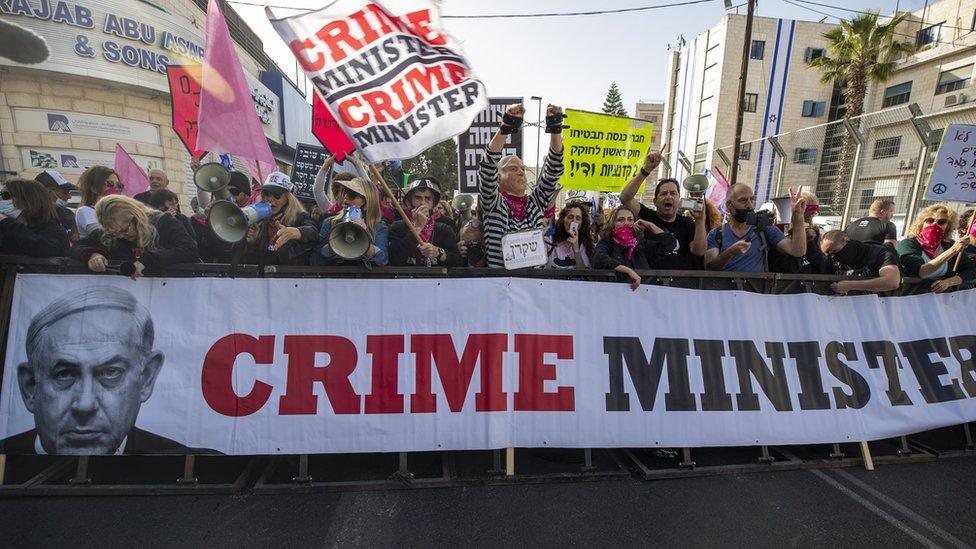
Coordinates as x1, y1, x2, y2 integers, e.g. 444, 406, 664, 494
682, 174, 711, 194
207, 201, 273, 243
452, 194, 474, 212
194, 162, 232, 201
328, 209, 373, 260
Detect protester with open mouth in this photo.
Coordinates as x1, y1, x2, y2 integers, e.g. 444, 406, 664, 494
619, 149, 707, 270
897, 204, 975, 293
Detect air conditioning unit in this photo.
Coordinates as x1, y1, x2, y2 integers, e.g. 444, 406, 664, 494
945, 94, 960, 107
898, 158, 916, 170
960, 93, 970, 104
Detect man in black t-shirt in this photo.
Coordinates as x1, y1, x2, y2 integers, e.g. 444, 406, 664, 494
821, 230, 901, 294
620, 150, 707, 269
846, 197, 897, 246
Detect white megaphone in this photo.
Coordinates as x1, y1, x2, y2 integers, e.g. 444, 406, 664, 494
682, 174, 711, 194
207, 201, 273, 243
328, 207, 373, 260
194, 162, 232, 201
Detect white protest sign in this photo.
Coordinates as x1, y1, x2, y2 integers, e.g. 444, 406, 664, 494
926, 124, 976, 203
501, 229, 547, 269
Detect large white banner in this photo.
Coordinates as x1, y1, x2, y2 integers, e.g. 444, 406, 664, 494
2, 274, 976, 456
268, 0, 488, 162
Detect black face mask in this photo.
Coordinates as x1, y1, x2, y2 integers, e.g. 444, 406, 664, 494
732, 207, 752, 223
830, 239, 866, 268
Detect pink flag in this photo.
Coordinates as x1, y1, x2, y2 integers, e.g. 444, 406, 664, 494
114, 144, 150, 198
707, 165, 731, 212
197, 0, 275, 181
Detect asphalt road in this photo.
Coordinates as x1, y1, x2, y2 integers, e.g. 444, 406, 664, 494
2, 457, 975, 548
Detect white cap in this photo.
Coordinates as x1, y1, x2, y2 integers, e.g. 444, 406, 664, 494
44, 169, 69, 187
261, 171, 293, 193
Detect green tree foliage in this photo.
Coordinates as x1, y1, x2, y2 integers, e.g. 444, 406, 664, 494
401, 138, 459, 198
603, 82, 628, 117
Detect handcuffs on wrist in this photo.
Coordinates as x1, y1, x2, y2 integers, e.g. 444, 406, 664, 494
500, 112, 523, 135
545, 112, 568, 134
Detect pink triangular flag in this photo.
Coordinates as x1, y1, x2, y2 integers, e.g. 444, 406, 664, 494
197, 0, 275, 172
114, 144, 150, 198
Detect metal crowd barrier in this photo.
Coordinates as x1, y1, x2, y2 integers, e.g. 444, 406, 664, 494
0, 255, 971, 496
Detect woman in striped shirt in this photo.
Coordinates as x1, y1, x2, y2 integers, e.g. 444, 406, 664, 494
478, 103, 565, 268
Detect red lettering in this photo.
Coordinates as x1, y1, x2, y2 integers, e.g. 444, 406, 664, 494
411, 334, 508, 412
289, 38, 324, 72
362, 90, 402, 122
348, 7, 380, 46
365, 3, 399, 35
338, 97, 369, 128
364, 335, 404, 414
201, 334, 275, 417
514, 335, 575, 411
315, 20, 364, 64
390, 80, 415, 114
443, 62, 467, 85
405, 9, 447, 45
278, 335, 361, 415
404, 66, 449, 103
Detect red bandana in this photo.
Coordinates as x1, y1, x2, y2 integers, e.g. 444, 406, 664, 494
407, 210, 441, 243
916, 224, 945, 260
612, 225, 639, 261
501, 192, 529, 222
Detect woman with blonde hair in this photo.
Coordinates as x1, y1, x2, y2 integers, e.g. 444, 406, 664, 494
312, 175, 389, 266
593, 205, 649, 290
76, 165, 121, 237
71, 195, 199, 278
896, 203, 974, 293
243, 171, 318, 265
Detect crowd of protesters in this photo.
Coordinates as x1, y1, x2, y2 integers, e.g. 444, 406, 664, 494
0, 103, 972, 294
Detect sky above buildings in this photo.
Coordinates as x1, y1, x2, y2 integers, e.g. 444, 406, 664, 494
231, 0, 928, 162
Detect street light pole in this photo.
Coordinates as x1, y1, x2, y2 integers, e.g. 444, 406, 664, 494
729, 0, 756, 187
531, 96, 543, 179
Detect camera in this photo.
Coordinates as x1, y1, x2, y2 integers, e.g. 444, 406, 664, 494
464, 240, 485, 265
679, 197, 702, 213
745, 209, 774, 228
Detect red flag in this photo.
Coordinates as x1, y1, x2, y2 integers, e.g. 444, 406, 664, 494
198, 0, 275, 181
312, 93, 355, 162
114, 144, 150, 198
166, 65, 207, 160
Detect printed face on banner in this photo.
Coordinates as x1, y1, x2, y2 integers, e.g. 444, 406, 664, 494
166, 65, 207, 160
926, 124, 976, 203
268, 0, 489, 162
562, 110, 653, 193
0, 286, 215, 455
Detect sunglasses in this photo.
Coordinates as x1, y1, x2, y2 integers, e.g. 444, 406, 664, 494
924, 218, 948, 226
804, 204, 820, 213
261, 190, 285, 199
0, 191, 10, 200
229, 188, 244, 196
342, 189, 365, 202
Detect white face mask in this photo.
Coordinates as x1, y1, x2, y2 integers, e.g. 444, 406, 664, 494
56, 198, 68, 208
0, 199, 22, 219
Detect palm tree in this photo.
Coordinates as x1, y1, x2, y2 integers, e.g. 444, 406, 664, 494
809, 12, 914, 213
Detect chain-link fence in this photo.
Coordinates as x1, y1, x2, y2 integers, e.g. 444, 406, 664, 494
665, 102, 976, 234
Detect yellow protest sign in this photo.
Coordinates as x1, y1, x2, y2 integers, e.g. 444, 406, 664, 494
562, 109, 653, 192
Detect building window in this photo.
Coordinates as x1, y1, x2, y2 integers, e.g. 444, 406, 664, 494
936, 65, 972, 95
872, 136, 902, 159
916, 22, 943, 47
694, 142, 709, 173
882, 81, 912, 108
750, 40, 765, 60
801, 100, 826, 117
650, 115, 658, 123
739, 142, 752, 160
743, 93, 758, 113
794, 148, 818, 164
804, 47, 825, 63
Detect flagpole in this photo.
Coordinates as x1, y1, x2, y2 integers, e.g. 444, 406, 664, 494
358, 155, 426, 244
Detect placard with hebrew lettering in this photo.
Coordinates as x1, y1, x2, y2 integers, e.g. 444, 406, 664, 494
926, 124, 976, 203
562, 110, 653, 193
457, 97, 523, 194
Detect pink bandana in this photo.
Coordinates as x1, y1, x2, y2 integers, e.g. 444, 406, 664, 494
917, 224, 945, 259
612, 225, 639, 261
407, 210, 441, 243
327, 202, 342, 215
501, 192, 529, 222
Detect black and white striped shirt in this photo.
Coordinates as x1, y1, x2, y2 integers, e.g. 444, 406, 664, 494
478, 146, 564, 268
